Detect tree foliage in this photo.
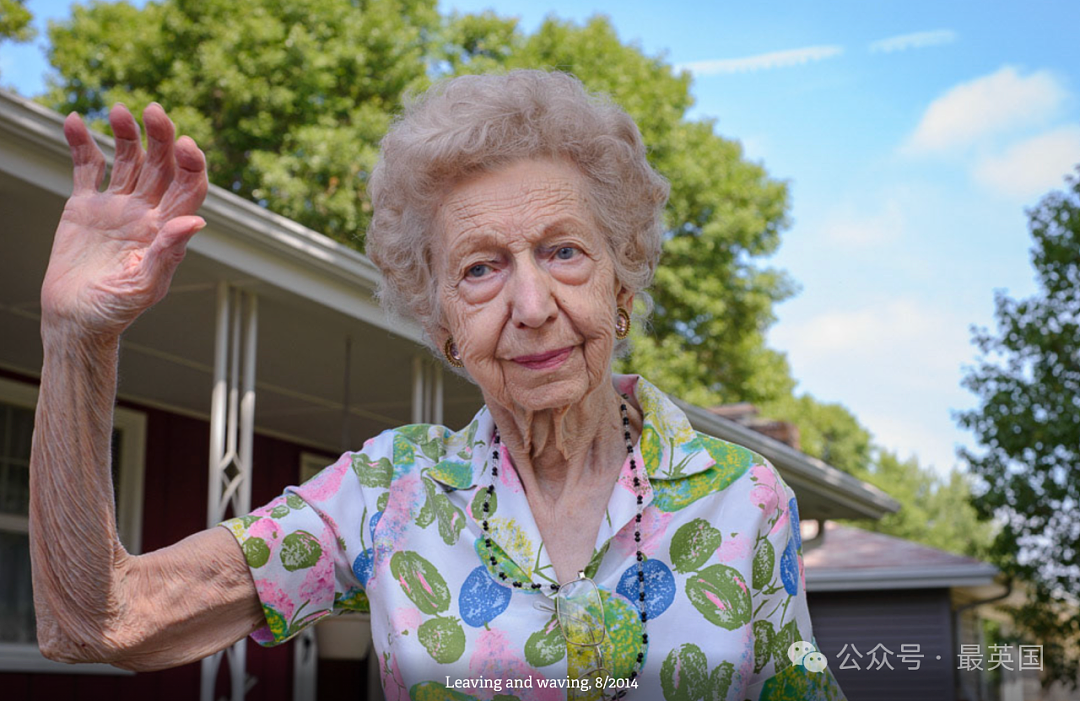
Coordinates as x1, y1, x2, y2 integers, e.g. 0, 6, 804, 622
0, 0, 35, 52
956, 169, 1080, 688
45, 0, 438, 239
42, 3, 797, 407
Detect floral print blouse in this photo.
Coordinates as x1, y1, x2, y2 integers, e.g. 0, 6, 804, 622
220, 375, 846, 701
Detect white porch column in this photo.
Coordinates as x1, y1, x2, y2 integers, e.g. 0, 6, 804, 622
411, 355, 445, 425
202, 282, 259, 701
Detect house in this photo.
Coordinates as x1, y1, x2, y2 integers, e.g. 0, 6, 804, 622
0, 88, 900, 700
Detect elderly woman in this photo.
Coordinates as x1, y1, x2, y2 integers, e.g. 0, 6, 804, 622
30, 70, 845, 700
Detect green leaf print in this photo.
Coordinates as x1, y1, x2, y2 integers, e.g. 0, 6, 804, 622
641, 424, 663, 473
393, 433, 416, 466
410, 681, 479, 701
470, 488, 497, 520
377, 490, 389, 512
685, 564, 752, 630
585, 541, 610, 579
286, 494, 306, 510
759, 659, 844, 701
652, 435, 755, 513
352, 452, 393, 488
705, 661, 736, 701
239, 515, 261, 528
753, 619, 775, 674
525, 614, 565, 667
280, 531, 322, 571
397, 424, 431, 444
242, 537, 270, 568
262, 603, 289, 642
270, 504, 290, 519
752, 539, 775, 590
391, 551, 451, 614
770, 618, 801, 674
474, 537, 530, 583
418, 616, 466, 664
434, 493, 467, 546
670, 518, 723, 573
660, 643, 708, 701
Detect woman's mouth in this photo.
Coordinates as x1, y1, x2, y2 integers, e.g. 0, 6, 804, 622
512, 346, 574, 370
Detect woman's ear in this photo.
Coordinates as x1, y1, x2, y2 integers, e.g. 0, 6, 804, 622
616, 286, 635, 312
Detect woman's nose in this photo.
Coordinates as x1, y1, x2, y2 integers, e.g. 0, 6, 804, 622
508, 260, 558, 328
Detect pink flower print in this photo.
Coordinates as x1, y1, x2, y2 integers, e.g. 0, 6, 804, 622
750, 463, 777, 491
373, 474, 421, 576
255, 580, 296, 622
612, 505, 671, 559
750, 484, 779, 515
469, 629, 561, 701
380, 652, 409, 701
770, 509, 789, 537
393, 606, 422, 633
499, 451, 523, 493
715, 532, 752, 564
252, 494, 288, 518
296, 455, 349, 501
248, 516, 283, 543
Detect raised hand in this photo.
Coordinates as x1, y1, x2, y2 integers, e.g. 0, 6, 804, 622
41, 103, 209, 339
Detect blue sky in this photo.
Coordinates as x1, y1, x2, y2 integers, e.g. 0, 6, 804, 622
4, 1, 1078, 478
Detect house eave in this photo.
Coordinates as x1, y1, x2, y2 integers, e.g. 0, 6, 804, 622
674, 398, 901, 520
806, 563, 1001, 591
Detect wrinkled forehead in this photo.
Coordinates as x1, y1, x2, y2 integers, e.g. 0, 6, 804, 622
432, 158, 599, 262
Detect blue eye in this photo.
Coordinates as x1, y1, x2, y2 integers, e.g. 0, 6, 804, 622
467, 264, 490, 278
555, 246, 577, 260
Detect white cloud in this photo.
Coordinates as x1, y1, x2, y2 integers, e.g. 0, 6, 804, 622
869, 29, 957, 54
904, 66, 1069, 154
677, 45, 843, 76
821, 199, 905, 247
770, 298, 976, 478
973, 126, 1080, 199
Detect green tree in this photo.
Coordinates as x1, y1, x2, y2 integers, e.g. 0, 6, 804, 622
44, 5, 798, 407
957, 170, 1080, 689
847, 449, 993, 557
760, 393, 873, 477
0, 0, 35, 58
44, 0, 438, 242
760, 392, 994, 557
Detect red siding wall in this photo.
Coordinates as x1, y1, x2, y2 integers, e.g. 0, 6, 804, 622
0, 367, 357, 700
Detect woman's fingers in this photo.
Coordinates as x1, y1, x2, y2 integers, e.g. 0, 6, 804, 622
63, 113, 106, 194
158, 136, 209, 220
106, 104, 144, 194
144, 215, 206, 284
133, 103, 176, 202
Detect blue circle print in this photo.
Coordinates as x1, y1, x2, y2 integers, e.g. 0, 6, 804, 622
788, 497, 801, 550
352, 547, 374, 588
616, 559, 675, 619
780, 537, 800, 595
459, 565, 513, 627
369, 510, 382, 537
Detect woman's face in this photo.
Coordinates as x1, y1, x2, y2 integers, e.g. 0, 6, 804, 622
434, 158, 630, 412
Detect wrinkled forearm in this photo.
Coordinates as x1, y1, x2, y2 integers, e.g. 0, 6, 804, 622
29, 325, 129, 663
28, 324, 264, 669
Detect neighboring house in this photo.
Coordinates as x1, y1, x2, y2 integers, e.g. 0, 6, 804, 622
804, 522, 1080, 701
0, 88, 899, 700
713, 403, 1080, 701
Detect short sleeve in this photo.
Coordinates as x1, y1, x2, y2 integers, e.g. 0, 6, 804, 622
744, 466, 848, 700
218, 445, 386, 647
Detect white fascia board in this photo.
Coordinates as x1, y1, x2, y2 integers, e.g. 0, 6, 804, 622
806, 564, 1001, 591
0, 89, 421, 341
673, 397, 902, 519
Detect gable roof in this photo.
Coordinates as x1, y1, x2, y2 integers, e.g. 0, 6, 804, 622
804, 521, 999, 591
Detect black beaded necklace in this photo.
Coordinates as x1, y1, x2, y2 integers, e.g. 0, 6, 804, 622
478, 396, 648, 691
